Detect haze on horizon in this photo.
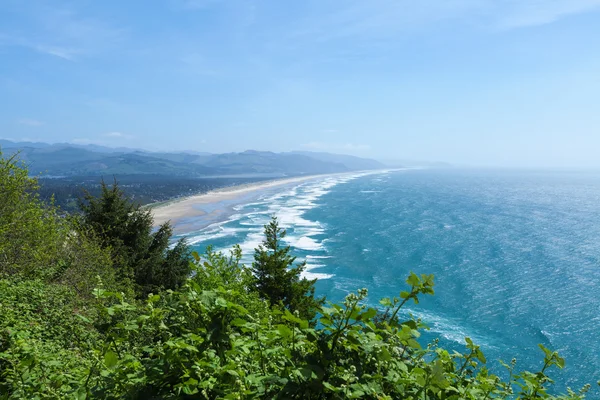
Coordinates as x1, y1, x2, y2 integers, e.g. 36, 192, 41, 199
1, 0, 599, 168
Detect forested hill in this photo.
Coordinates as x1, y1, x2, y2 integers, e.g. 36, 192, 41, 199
0, 140, 386, 177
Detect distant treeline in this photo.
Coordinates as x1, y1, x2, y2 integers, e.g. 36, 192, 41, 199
38, 174, 269, 212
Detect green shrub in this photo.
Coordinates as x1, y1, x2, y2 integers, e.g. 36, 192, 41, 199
0, 152, 116, 295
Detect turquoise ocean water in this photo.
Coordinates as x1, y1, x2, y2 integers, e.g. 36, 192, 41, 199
176, 169, 600, 393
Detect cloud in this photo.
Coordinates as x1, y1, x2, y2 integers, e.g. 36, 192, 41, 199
0, 3, 126, 61
103, 131, 134, 139
288, 0, 600, 45
17, 118, 44, 127
19, 137, 44, 143
1, 136, 45, 143
71, 132, 134, 146
34, 45, 78, 60
302, 141, 371, 153
496, 0, 600, 29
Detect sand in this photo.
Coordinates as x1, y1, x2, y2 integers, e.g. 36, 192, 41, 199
150, 173, 345, 228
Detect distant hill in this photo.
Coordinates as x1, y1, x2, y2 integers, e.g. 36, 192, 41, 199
289, 151, 386, 171
0, 139, 50, 149
0, 140, 386, 177
198, 150, 349, 175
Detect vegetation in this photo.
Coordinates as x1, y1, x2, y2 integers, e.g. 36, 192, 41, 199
0, 153, 116, 293
0, 152, 595, 399
78, 179, 191, 298
251, 217, 324, 321
38, 175, 269, 213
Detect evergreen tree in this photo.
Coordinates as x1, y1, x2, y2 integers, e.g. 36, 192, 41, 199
79, 178, 191, 297
250, 216, 324, 320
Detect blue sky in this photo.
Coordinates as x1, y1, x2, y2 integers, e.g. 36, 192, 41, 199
1, 0, 599, 167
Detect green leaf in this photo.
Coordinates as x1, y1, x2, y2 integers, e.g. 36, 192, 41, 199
192, 251, 200, 262
75, 314, 91, 323
406, 272, 420, 286
104, 351, 118, 369
215, 297, 228, 307
359, 308, 378, 321
231, 318, 248, 327
277, 324, 292, 338
379, 297, 393, 307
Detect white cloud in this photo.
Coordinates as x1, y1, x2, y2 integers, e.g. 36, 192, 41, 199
71, 132, 134, 146
19, 137, 44, 143
496, 0, 600, 29
17, 118, 44, 127
0, 3, 126, 61
289, 0, 600, 44
103, 131, 134, 139
1, 136, 46, 143
34, 45, 78, 60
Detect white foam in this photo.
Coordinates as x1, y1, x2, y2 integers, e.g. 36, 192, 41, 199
302, 263, 334, 280
404, 309, 494, 349
187, 229, 237, 245
285, 235, 324, 251
186, 214, 246, 244
185, 171, 394, 276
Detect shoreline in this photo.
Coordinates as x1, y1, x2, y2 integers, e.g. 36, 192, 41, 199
150, 172, 357, 229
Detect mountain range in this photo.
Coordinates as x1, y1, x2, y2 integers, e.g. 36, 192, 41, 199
0, 140, 387, 177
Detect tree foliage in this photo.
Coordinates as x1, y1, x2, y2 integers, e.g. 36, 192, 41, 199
250, 217, 324, 321
78, 179, 191, 297
0, 151, 115, 293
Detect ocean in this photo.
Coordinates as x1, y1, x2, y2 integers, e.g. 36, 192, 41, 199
176, 168, 600, 393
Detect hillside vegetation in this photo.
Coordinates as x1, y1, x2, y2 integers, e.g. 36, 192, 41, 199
0, 152, 594, 399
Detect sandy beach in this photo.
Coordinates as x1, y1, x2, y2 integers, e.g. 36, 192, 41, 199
150, 173, 348, 229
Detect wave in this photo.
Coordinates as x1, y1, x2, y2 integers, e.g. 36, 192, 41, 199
302, 264, 334, 280
402, 308, 494, 349
186, 170, 393, 280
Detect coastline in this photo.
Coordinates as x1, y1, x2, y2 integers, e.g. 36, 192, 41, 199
150, 172, 354, 229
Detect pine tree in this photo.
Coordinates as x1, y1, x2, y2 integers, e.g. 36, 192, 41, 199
250, 217, 324, 321
79, 178, 191, 297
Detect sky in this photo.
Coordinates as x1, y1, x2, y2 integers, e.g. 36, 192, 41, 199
1, 0, 599, 167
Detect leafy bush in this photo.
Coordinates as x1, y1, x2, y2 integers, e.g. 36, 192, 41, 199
0, 279, 97, 398
0, 152, 116, 293
2, 266, 592, 399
